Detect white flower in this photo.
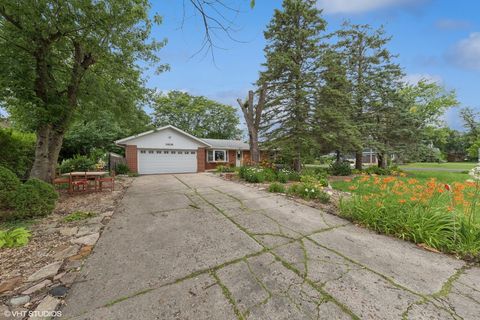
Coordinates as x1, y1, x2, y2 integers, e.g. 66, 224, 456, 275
468, 166, 480, 180
311, 189, 315, 193
304, 188, 308, 192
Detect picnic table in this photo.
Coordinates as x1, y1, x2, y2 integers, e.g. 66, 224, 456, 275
62, 171, 108, 177
58, 171, 114, 193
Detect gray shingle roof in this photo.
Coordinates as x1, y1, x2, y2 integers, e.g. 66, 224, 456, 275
201, 138, 250, 150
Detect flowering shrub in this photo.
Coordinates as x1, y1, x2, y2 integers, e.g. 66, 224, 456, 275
287, 182, 329, 203
339, 172, 480, 260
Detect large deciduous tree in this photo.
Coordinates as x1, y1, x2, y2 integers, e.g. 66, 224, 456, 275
152, 91, 241, 139
260, 0, 326, 171
0, 1, 164, 182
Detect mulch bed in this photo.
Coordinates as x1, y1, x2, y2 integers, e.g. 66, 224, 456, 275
0, 176, 133, 312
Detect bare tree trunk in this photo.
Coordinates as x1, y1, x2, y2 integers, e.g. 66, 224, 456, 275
355, 151, 363, 170
336, 150, 341, 163
237, 85, 266, 165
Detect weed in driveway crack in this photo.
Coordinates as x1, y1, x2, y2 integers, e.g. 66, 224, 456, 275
211, 270, 245, 320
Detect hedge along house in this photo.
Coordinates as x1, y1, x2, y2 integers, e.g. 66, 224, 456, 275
115, 125, 254, 174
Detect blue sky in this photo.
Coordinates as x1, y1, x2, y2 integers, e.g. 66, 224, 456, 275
148, 0, 480, 130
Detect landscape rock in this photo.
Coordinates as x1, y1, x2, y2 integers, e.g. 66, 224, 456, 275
101, 211, 114, 218
53, 272, 66, 281
71, 233, 99, 246
30, 295, 60, 319
67, 245, 93, 261
76, 224, 102, 237
86, 216, 104, 225
22, 279, 52, 295
59, 227, 78, 237
53, 245, 79, 260
27, 262, 62, 282
49, 285, 69, 298
9, 295, 30, 306
0, 276, 23, 294
63, 260, 82, 271
59, 272, 77, 286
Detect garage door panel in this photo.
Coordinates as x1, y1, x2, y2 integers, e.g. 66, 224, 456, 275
138, 150, 197, 174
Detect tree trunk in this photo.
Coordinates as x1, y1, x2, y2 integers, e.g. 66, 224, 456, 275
377, 153, 387, 169
355, 151, 363, 170
30, 125, 65, 183
336, 150, 341, 163
251, 131, 260, 163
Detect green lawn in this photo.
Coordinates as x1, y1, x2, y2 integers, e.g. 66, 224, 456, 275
331, 170, 469, 193
400, 162, 477, 170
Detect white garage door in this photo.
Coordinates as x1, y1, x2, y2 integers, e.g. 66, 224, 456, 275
138, 149, 197, 174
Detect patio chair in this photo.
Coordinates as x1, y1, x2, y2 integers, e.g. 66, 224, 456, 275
70, 172, 89, 193
53, 171, 71, 192
97, 171, 115, 192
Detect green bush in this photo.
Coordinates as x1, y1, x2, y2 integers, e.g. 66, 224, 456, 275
0, 128, 35, 179
263, 168, 277, 182
287, 182, 330, 203
329, 161, 352, 176
12, 179, 58, 219
268, 182, 285, 193
241, 167, 266, 183
364, 166, 391, 175
0, 227, 31, 248
58, 155, 95, 173
0, 166, 20, 210
216, 165, 235, 173
115, 163, 130, 174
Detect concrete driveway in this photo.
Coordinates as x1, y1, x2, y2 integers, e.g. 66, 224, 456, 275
63, 174, 479, 319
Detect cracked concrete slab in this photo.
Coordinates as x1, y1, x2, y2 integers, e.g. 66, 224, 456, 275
216, 253, 351, 319
70, 274, 237, 320
310, 224, 465, 295
61, 173, 480, 319
62, 183, 261, 316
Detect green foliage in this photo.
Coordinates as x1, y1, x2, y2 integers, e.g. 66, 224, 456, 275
64, 211, 96, 222
242, 167, 266, 183
0, 128, 35, 178
115, 163, 130, 175
12, 179, 58, 219
337, 174, 480, 260
329, 162, 352, 176
0, 0, 164, 181
268, 182, 285, 193
58, 155, 95, 174
0, 166, 21, 210
260, 0, 327, 170
0, 227, 31, 248
287, 183, 330, 203
216, 165, 235, 173
153, 91, 241, 139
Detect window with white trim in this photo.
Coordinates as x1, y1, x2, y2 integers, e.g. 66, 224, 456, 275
207, 150, 227, 162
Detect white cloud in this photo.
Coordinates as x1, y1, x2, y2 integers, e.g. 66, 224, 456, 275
448, 32, 480, 71
402, 73, 443, 85
316, 0, 423, 14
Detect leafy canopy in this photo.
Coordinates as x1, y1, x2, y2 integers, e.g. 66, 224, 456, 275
152, 91, 241, 139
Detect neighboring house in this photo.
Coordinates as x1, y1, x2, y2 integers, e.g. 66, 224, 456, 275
115, 125, 257, 174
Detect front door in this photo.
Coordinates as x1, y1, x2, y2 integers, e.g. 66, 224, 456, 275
236, 150, 242, 167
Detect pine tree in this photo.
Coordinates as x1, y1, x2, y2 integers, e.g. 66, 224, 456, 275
335, 23, 402, 170
313, 49, 360, 161
259, 0, 326, 171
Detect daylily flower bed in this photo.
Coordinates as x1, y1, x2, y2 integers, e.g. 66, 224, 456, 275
337, 170, 480, 261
